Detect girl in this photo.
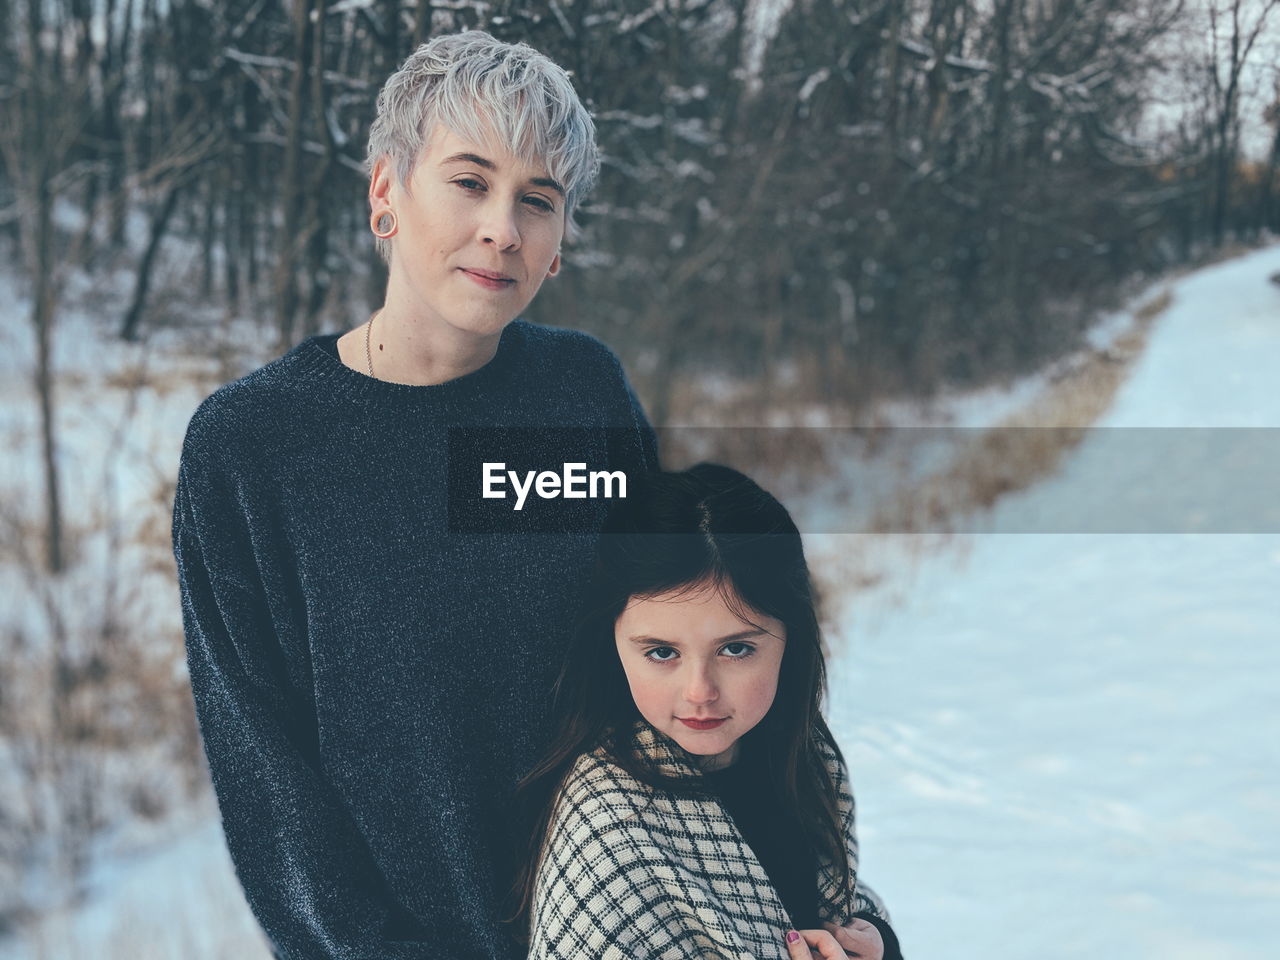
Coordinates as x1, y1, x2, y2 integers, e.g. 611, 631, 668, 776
508, 464, 903, 959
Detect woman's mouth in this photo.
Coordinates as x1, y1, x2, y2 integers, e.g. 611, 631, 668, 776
678, 717, 727, 730
460, 268, 515, 291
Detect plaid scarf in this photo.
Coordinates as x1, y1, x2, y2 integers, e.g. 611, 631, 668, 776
528, 720, 890, 959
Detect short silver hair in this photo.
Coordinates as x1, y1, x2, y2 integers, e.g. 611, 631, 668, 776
367, 30, 599, 262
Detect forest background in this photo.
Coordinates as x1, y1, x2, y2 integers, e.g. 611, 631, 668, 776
2, 0, 1278, 951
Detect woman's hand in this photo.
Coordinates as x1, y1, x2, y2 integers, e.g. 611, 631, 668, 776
782, 919, 886, 959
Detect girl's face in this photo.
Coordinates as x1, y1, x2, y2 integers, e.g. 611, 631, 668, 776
614, 581, 786, 771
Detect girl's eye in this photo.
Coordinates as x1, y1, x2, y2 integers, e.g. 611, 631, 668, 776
644, 647, 678, 663
524, 196, 555, 212
453, 177, 485, 192
722, 642, 755, 659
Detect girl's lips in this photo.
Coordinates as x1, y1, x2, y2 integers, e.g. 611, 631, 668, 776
460, 268, 515, 291
678, 717, 726, 730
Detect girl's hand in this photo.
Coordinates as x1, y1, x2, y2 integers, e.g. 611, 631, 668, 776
782, 928, 848, 960
821, 918, 885, 959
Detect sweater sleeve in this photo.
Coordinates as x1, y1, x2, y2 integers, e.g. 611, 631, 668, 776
853, 912, 904, 960
172, 434, 437, 960
530, 820, 744, 960
528, 762, 745, 960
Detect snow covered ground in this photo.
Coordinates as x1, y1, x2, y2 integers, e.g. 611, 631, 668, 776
817, 244, 1280, 959
4, 822, 272, 959
3, 244, 1277, 957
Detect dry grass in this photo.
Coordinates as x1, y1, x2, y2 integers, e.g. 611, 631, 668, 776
866, 288, 1173, 536
805, 288, 1176, 633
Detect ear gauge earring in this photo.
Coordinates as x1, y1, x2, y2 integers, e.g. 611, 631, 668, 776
371, 210, 398, 239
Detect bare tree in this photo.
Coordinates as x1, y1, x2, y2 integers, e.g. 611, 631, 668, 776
1261, 84, 1280, 231
274, 0, 326, 349
0, 1, 100, 575
1205, 0, 1280, 242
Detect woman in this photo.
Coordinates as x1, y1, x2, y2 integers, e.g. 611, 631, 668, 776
509, 465, 903, 959
173, 31, 654, 960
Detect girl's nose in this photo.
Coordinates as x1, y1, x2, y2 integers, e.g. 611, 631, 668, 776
683, 665, 720, 705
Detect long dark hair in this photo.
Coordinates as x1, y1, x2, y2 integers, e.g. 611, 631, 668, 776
504, 463, 851, 941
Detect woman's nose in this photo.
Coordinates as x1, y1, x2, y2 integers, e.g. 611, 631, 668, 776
478, 202, 521, 250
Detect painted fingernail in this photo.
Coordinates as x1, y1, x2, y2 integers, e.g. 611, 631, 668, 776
786, 930, 800, 943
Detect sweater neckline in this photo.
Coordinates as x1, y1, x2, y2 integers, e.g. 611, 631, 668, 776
284, 320, 527, 403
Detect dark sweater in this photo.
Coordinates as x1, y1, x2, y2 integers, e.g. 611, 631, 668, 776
172, 321, 656, 960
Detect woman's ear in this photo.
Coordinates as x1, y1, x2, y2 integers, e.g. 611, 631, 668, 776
546, 251, 562, 279
369, 155, 395, 212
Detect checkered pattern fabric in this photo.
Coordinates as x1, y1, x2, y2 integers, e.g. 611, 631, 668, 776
528, 721, 890, 959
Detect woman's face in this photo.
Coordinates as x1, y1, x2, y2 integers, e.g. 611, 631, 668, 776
371, 123, 565, 342
614, 582, 786, 771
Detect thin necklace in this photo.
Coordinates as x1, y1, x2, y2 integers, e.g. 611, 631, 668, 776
364, 310, 380, 378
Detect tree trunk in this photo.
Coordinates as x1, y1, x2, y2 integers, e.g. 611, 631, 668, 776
33, 176, 65, 576
881, 0, 905, 175
201, 185, 217, 299
924, 0, 961, 163
273, 0, 317, 349
120, 186, 181, 342
1262, 116, 1280, 232
302, 0, 334, 337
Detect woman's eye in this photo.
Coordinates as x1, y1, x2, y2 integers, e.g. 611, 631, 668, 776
644, 647, 678, 662
451, 178, 553, 212
722, 643, 755, 659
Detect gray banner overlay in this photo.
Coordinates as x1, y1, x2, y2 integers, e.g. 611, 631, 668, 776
447, 428, 1280, 534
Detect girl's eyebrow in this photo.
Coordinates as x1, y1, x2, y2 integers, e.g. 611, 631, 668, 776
440, 152, 565, 196
625, 629, 769, 646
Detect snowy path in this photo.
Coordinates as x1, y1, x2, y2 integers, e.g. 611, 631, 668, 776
819, 245, 1280, 959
